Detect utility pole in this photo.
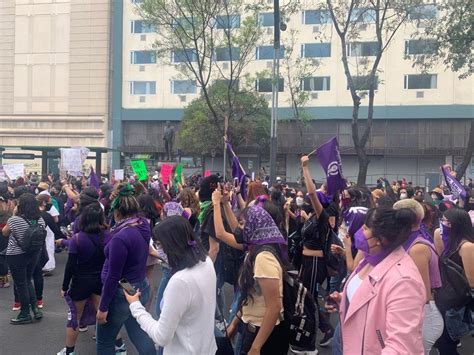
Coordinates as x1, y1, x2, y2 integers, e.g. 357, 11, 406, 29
223, 114, 229, 180
269, 0, 281, 184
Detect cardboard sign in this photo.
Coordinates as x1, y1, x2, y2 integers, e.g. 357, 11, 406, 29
160, 164, 173, 185
114, 169, 124, 181
60, 148, 84, 173
0, 166, 7, 182
130, 160, 148, 181
3, 163, 25, 179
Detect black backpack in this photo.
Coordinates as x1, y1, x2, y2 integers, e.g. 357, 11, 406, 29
14, 217, 47, 253
434, 249, 472, 312
256, 246, 318, 352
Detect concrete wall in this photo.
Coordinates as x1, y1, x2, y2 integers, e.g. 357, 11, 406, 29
0, 0, 111, 173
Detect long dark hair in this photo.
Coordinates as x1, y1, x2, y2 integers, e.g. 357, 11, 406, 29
138, 193, 160, 226
78, 202, 106, 235
365, 207, 415, 251
79, 187, 99, 214
18, 193, 41, 220
153, 216, 206, 272
443, 208, 474, 255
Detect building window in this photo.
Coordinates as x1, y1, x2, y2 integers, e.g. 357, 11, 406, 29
408, 4, 437, 20
302, 10, 331, 24
216, 15, 241, 29
172, 80, 197, 94
214, 79, 239, 90
215, 47, 240, 61
302, 76, 331, 91
172, 17, 195, 30
348, 76, 378, 90
131, 51, 156, 64
256, 78, 284, 92
301, 43, 331, 58
404, 39, 437, 55
350, 8, 376, 23
258, 12, 274, 27
130, 81, 156, 95
131, 20, 155, 33
348, 42, 379, 56
131, 0, 144, 3
256, 46, 284, 60
171, 49, 197, 63
404, 74, 437, 89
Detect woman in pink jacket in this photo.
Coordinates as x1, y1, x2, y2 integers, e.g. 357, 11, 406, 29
327, 206, 426, 354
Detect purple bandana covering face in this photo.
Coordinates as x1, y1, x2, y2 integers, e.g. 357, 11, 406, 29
243, 206, 286, 246
164, 202, 184, 217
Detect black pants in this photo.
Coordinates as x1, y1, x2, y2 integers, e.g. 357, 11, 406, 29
241, 321, 290, 355
7, 252, 40, 309
0, 254, 8, 276
300, 255, 333, 334
435, 321, 460, 355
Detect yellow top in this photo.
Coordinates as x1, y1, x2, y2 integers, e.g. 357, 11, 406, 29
241, 251, 284, 327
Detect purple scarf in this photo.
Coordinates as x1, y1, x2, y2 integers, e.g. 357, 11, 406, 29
243, 206, 286, 247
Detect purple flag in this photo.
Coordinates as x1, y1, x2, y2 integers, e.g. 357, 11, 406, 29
441, 165, 466, 200
315, 137, 346, 196
226, 142, 248, 201
89, 167, 100, 192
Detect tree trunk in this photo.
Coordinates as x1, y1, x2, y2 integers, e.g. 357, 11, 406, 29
455, 119, 474, 181
355, 145, 370, 186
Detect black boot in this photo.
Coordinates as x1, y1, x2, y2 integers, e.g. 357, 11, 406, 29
10, 306, 32, 325
31, 303, 43, 320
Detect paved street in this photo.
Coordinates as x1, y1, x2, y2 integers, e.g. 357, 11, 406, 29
0, 252, 472, 355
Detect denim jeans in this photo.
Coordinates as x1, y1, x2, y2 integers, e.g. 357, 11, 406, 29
155, 266, 171, 318
96, 279, 156, 355
332, 322, 343, 355
7, 251, 40, 309
422, 301, 444, 354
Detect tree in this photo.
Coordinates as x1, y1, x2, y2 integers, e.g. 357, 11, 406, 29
325, 0, 421, 186
138, 0, 265, 141
178, 82, 271, 156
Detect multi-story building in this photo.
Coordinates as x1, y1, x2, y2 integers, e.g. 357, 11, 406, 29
0, 0, 111, 174
113, 0, 473, 185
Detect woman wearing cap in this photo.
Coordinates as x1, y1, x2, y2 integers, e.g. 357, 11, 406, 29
124, 216, 217, 355
95, 183, 155, 355
394, 199, 444, 354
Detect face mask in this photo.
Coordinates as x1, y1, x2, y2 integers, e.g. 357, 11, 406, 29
431, 194, 438, 200
440, 222, 451, 253
354, 227, 387, 266
400, 193, 407, 200
296, 197, 304, 207
341, 197, 351, 208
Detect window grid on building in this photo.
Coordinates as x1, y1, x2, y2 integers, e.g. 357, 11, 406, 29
404, 74, 437, 89
302, 76, 331, 91
130, 81, 156, 95
301, 43, 331, 58
171, 80, 197, 94
256, 78, 284, 92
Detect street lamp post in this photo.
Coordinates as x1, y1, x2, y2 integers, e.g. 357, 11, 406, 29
270, 0, 281, 184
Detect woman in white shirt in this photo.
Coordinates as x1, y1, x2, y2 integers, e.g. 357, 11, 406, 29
124, 215, 217, 355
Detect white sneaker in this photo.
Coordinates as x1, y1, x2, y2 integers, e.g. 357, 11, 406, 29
57, 348, 74, 355
78, 326, 88, 332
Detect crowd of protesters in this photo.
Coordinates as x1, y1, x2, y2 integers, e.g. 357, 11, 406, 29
0, 158, 472, 355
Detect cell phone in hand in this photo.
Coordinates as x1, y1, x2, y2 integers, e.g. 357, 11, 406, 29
325, 295, 338, 309
119, 278, 137, 296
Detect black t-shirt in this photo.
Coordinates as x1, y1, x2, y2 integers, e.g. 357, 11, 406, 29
301, 209, 329, 250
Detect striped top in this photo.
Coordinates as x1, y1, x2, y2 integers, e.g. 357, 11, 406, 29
6, 216, 45, 255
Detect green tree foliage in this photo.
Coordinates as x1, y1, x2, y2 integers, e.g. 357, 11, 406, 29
178, 82, 270, 156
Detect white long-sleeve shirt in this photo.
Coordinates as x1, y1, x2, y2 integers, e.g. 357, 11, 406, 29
129, 257, 217, 355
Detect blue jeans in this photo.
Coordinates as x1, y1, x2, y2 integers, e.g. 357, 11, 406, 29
332, 322, 343, 355
96, 280, 156, 355
155, 266, 171, 318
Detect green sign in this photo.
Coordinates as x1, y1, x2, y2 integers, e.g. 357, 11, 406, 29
130, 160, 148, 181
175, 163, 183, 184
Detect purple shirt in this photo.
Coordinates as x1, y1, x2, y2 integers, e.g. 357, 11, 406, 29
99, 217, 151, 312
68, 231, 111, 263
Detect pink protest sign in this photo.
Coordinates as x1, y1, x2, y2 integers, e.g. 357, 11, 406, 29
204, 170, 211, 177
160, 164, 173, 185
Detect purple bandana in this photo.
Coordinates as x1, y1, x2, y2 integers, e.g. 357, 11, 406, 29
164, 202, 184, 217
243, 206, 286, 246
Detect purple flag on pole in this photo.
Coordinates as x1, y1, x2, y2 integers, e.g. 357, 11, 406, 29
315, 137, 346, 196
441, 165, 466, 200
226, 142, 248, 201
89, 167, 100, 192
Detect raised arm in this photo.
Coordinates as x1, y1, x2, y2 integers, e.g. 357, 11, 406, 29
301, 155, 323, 218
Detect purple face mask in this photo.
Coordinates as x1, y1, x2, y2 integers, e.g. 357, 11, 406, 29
440, 222, 451, 254
354, 227, 388, 267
